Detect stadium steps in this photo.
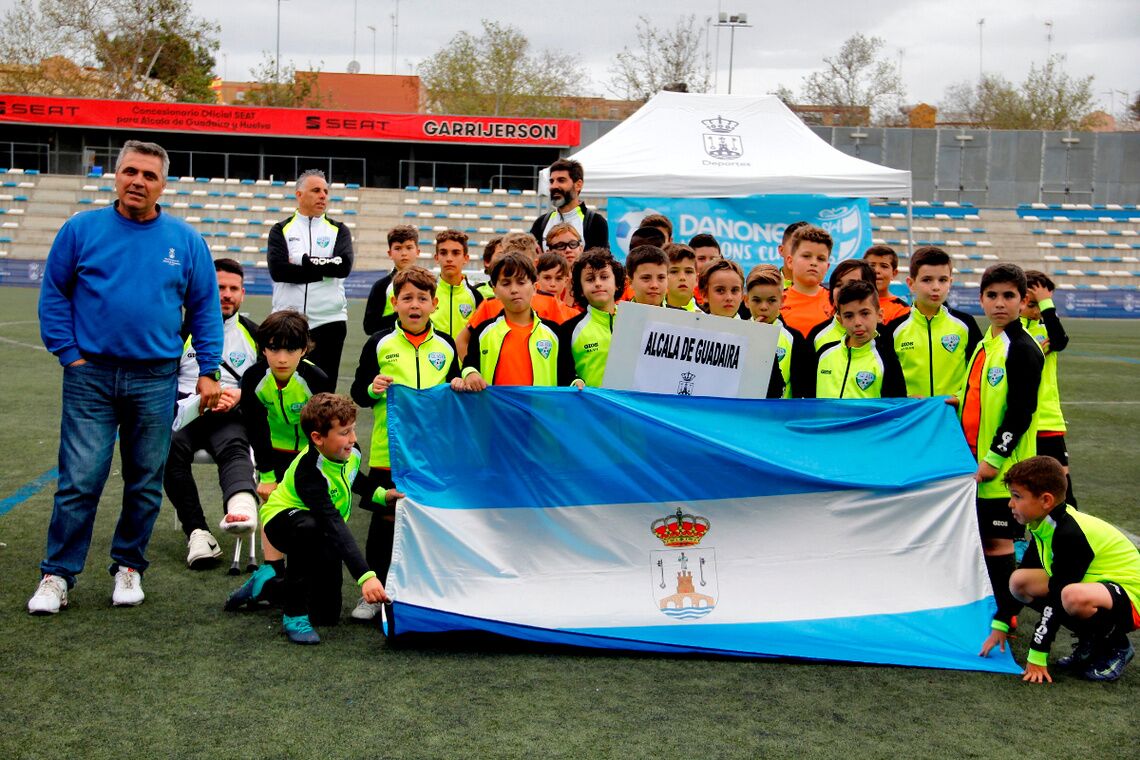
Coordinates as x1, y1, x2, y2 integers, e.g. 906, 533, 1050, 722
0, 172, 1125, 289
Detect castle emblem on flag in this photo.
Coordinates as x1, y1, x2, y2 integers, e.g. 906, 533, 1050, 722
650, 507, 717, 620
676, 371, 696, 396
702, 115, 743, 159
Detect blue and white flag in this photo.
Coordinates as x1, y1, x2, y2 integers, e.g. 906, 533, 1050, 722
386, 387, 1020, 674
607, 195, 872, 268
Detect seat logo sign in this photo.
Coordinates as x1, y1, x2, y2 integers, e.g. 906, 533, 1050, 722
702, 115, 742, 159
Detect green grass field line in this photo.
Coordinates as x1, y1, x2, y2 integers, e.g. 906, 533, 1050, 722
1, 287, 1138, 759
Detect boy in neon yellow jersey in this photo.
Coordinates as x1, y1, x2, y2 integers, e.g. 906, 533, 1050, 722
363, 225, 420, 335
258, 393, 390, 644
453, 252, 566, 391
747, 265, 809, 398
559, 248, 626, 388
626, 245, 669, 307
809, 280, 905, 399
431, 229, 483, 339
1021, 270, 1077, 507
806, 260, 878, 351
887, 246, 982, 399
1000, 457, 1139, 683
349, 266, 456, 620
963, 263, 1044, 655
664, 243, 699, 311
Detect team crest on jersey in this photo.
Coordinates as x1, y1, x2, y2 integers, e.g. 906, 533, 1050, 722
228, 351, 246, 368
316, 237, 331, 249
290, 401, 305, 413
1035, 334, 1047, 347
535, 339, 552, 359
940, 334, 960, 353
427, 351, 446, 371
775, 346, 786, 362
987, 367, 1005, 386
459, 303, 473, 318
855, 371, 876, 390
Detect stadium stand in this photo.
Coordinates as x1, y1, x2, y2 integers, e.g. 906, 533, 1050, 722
1, 171, 1137, 294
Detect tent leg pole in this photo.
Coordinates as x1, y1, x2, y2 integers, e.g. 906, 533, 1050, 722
906, 200, 914, 260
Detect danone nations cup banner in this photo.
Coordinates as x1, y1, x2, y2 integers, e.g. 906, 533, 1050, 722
385, 386, 1021, 674
607, 195, 872, 269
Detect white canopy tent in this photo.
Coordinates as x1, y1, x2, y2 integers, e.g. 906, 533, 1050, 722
540, 92, 911, 200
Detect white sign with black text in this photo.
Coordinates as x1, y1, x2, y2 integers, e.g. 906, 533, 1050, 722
602, 302, 778, 399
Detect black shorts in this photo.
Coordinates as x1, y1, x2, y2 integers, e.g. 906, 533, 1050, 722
1036, 434, 1069, 467
1100, 581, 1140, 634
976, 497, 1025, 540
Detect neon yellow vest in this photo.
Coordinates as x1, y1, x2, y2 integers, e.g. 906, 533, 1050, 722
568, 305, 614, 388
959, 328, 1039, 499
431, 278, 480, 338
815, 338, 891, 399
367, 328, 456, 468
464, 313, 560, 386
1021, 315, 1065, 432
893, 306, 975, 398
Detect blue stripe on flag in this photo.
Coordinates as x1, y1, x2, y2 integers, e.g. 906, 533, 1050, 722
388, 387, 975, 509
392, 599, 1020, 674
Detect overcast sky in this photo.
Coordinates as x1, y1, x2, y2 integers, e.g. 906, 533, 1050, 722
5, 0, 1138, 114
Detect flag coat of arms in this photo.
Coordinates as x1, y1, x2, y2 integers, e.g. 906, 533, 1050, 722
385, 386, 1020, 674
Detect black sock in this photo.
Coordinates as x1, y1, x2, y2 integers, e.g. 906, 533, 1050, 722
1066, 474, 1078, 510
268, 559, 286, 577
985, 553, 1021, 626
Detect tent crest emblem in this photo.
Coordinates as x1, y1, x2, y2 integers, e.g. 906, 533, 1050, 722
701, 115, 743, 159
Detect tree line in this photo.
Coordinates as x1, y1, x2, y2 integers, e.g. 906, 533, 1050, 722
0, 3, 1130, 131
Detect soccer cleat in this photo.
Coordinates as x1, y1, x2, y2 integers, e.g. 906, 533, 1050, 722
350, 598, 383, 621
186, 529, 222, 569
111, 567, 145, 607
1082, 640, 1135, 682
27, 575, 69, 615
282, 614, 321, 644
224, 563, 277, 611
1057, 638, 1097, 669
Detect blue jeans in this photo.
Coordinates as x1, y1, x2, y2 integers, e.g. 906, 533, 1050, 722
40, 360, 178, 587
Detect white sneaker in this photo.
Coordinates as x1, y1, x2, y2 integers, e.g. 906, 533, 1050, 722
350, 597, 383, 621
219, 493, 258, 535
186, 528, 222, 568
28, 574, 68, 615
112, 567, 145, 606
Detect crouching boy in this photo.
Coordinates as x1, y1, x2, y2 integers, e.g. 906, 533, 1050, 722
1001, 456, 1140, 683
259, 393, 389, 644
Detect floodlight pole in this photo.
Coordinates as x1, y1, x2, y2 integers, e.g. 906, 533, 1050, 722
715, 14, 752, 95
275, 0, 289, 83
977, 18, 984, 81
368, 25, 377, 75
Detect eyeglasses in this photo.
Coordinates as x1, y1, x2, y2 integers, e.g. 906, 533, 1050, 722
549, 239, 582, 251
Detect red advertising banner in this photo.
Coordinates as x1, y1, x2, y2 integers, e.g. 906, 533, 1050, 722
0, 94, 581, 147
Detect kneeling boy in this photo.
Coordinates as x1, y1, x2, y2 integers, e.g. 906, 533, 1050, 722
259, 393, 388, 644
1001, 456, 1140, 683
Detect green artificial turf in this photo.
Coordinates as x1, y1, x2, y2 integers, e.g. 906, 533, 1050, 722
0, 288, 1137, 759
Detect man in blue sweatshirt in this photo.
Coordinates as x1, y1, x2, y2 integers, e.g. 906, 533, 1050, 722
30, 140, 223, 615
